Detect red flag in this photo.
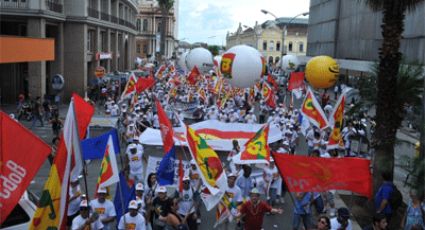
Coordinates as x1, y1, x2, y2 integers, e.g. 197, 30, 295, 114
136, 75, 155, 93
262, 82, 276, 108
187, 66, 201, 85
120, 73, 137, 100
288, 72, 305, 91
328, 94, 345, 149
272, 153, 372, 198
267, 74, 279, 91
0, 112, 51, 224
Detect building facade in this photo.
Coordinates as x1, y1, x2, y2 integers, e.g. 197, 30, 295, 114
0, 0, 138, 103
226, 18, 308, 65
307, 0, 425, 69
135, 0, 178, 60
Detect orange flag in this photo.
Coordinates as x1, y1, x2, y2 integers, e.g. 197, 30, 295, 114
301, 87, 328, 129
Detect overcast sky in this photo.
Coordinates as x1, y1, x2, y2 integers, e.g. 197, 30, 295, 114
178, 0, 310, 46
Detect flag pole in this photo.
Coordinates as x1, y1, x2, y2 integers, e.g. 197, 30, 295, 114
71, 97, 91, 200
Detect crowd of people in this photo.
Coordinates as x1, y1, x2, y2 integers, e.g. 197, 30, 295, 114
17, 61, 425, 230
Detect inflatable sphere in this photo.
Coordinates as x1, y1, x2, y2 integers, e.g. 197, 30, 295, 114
220, 45, 264, 88
177, 51, 189, 72
281, 54, 300, 70
305, 56, 340, 89
186, 48, 214, 73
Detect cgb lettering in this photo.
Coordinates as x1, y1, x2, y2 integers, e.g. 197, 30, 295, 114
0, 160, 27, 199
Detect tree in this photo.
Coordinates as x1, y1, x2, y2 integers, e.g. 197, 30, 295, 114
363, 0, 424, 194
208, 45, 220, 56
158, 0, 174, 58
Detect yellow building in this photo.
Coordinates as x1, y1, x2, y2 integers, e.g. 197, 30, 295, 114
226, 18, 308, 65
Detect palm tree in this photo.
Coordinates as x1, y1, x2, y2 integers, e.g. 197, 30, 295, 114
158, 0, 174, 58
363, 0, 424, 193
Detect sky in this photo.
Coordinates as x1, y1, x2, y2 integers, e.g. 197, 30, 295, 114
178, 0, 310, 46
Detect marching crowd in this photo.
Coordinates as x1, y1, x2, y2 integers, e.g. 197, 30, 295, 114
17, 63, 424, 230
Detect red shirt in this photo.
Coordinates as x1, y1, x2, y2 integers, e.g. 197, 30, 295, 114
240, 200, 272, 230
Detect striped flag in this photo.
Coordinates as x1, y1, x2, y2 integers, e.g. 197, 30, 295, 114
30, 94, 94, 230
95, 135, 120, 196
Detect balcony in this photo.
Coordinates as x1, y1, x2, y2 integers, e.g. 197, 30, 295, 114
119, 18, 125, 25
101, 12, 109, 21
88, 7, 99, 18
0, 0, 28, 9
45, 0, 63, 13
111, 15, 118, 23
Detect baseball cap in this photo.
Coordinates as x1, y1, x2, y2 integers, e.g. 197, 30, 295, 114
97, 187, 107, 194
80, 200, 89, 208
183, 176, 190, 181
227, 173, 236, 178
190, 159, 196, 165
128, 200, 138, 209
250, 188, 260, 194
156, 186, 167, 193
136, 183, 144, 191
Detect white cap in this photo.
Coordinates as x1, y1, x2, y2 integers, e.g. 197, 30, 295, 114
282, 140, 289, 146
156, 186, 167, 193
136, 183, 144, 191
183, 176, 190, 181
97, 187, 107, 194
128, 143, 137, 149
250, 188, 260, 194
227, 173, 236, 178
80, 199, 89, 208
190, 159, 196, 165
128, 200, 138, 209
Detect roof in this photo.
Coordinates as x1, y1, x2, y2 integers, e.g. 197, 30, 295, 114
276, 17, 309, 25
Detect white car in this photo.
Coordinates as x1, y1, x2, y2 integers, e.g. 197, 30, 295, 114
1, 192, 37, 229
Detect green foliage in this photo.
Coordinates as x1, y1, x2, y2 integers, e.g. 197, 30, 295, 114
157, 0, 174, 10
207, 45, 220, 56
364, 0, 424, 12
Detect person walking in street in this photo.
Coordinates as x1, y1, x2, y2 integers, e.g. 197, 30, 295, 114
176, 176, 197, 230
50, 114, 62, 137
31, 96, 44, 128
292, 192, 313, 230
363, 213, 388, 230
118, 200, 147, 230
89, 187, 117, 230
237, 188, 283, 230
401, 190, 425, 230
374, 172, 397, 222
72, 200, 104, 230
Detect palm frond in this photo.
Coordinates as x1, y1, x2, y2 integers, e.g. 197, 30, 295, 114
363, 0, 424, 12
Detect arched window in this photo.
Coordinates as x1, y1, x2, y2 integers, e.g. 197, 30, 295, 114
269, 41, 274, 51
276, 42, 281, 51
299, 42, 304, 52
288, 42, 293, 52
263, 41, 267, 51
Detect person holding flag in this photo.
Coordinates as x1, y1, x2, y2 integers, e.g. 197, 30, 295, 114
89, 187, 116, 230
67, 178, 83, 228
176, 176, 197, 230
71, 200, 104, 230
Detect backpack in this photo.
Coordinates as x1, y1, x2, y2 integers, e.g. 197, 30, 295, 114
388, 184, 403, 211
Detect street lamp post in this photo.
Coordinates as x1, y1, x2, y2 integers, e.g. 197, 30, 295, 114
261, 10, 308, 56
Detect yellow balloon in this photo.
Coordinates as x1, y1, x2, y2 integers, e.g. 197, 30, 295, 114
305, 56, 339, 89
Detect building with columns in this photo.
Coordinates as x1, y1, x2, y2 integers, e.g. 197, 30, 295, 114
0, 0, 138, 103
226, 18, 308, 65
135, 0, 178, 60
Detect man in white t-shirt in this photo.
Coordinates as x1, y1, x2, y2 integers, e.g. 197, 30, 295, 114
330, 207, 353, 230
135, 183, 146, 217
226, 173, 243, 205
67, 178, 82, 227
118, 200, 146, 230
72, 200, 104, 230
126, 143, 144, 183
177, 176, 197, 229
89, 187, 116, 230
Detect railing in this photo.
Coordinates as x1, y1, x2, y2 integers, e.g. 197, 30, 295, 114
45, 0, 63, 13
100, 12, 109, 21
0, 0, 29, 9
119, 18, 125, 25
111, 15, 118, 23
87, 7, 99, 18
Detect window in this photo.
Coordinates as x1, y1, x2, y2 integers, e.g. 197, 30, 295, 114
288, 42, 293, 52
276, 42, 281, 51
262, 41, 267, 51
136, 19, 141, 31
157, 22, 161, 33
143, 44, 148, 54
87, 30, 96, 52
100, 31, 107, 51
137, 44, 141, 53
299, 42, 304, 52
269, 41, 274, 51
142, 19, 148, 32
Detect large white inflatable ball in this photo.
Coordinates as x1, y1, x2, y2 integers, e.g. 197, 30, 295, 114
186, 48, 214, 73
177, 51, 189, 72
220, 45, 263, 88
281, 54, 300, 70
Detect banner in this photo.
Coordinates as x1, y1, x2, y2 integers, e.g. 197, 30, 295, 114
0, 112, 51, 224
138, 120, 283, 151
272, 153, 372, 198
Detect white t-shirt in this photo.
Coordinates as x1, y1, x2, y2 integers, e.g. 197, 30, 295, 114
226, 185, 243, 203
330, 217, 352, 230
178, 188, 195, 215
89, 199, 116, 230
72, 215, 104, 230
118, 212, 146, 230
127, 152, 144, 175
68, 185, 81, 216
263, 167, 280, 189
